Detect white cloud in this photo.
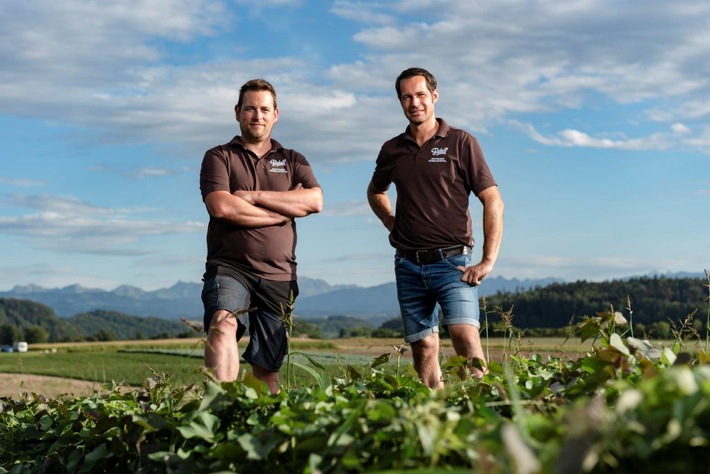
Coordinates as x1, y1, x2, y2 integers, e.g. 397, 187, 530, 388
0, 193, 203, 253
0, 177, 46, 187
510, 120, 674, 150
129, 167, 177, 179
498, 254, 701, 282
322, 199, 371, 217
2, 0, 710, 162
671, 123, 691, 135
331, 1, 396, 25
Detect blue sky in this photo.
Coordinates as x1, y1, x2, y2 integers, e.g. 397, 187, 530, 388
0, 0, 708, 291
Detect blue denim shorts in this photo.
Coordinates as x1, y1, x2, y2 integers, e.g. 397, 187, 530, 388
394, 253, 480, 343
201, 265, 298, 372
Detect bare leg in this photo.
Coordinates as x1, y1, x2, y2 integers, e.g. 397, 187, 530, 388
204, 309, 240, 382
410, 333, 444, 389
448, 324, 487, 377
252, 364, 280, 394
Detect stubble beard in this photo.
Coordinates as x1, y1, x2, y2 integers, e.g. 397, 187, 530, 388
241, 123, 270, 143
406, 107, 428, 126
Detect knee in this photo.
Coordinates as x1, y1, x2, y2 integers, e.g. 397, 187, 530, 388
412, 334, 440, 356
207, 310, 238, 339
448, 323, 480, 341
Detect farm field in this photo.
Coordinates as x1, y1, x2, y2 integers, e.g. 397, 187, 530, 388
2, 311, 710, 473
0, 336, 594, 399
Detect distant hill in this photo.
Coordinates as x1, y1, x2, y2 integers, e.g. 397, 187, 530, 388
68, 310, 194, 340
2, 272, 705, 341
0, 298, 190, 342
0, 276, 560, 320
3, 282, 203, 320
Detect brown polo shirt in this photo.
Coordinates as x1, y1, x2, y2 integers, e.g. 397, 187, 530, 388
200, 136, 320, 281
370, 118, 497, 251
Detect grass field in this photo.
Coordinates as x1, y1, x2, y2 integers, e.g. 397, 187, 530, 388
0, 335, 597, 394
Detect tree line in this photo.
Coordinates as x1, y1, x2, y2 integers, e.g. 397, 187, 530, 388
481, 275, 709, 338
2, 275, 708, 343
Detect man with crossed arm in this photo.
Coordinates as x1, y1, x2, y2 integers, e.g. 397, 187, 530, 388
200, 79, 323, 393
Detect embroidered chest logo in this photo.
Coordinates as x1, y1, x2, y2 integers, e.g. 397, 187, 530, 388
269, 158, 288, 173
428, 147, 448, 163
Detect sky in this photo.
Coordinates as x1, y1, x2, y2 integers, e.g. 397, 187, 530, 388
0, 0, 708, 292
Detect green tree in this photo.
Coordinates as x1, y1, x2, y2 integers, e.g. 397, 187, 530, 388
339, 326, 372, 338
0, 324, 21, 345
292, 320, 323, 339
371, 327, 402, 338
23, 325, 49, 344
94, 329, 116, 341
650, 321, 672, 339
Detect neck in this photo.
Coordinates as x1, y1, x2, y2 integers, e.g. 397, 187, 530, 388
409, 118, 438, 146
244, 138, 272, 158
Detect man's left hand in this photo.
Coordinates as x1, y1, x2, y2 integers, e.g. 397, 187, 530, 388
457, 263, 492, 286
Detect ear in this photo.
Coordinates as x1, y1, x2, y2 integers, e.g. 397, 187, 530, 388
234, 104, 240, 121
432, 89, 439, 103
273, 107, 279, 123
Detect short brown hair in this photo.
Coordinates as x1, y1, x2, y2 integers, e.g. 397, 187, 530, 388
237, 78, 278, 109
395, 67, 437, 99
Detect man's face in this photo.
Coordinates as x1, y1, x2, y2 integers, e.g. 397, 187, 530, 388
399, 75, 438, 126
236, 90, 279, 143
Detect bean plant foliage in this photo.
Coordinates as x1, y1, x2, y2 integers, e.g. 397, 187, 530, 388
3, 291, 710, 472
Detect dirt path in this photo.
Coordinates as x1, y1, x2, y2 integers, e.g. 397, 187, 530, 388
0, 373, 130, 400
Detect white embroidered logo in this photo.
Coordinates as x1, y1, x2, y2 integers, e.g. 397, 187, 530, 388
269, 158, 288, 173
429, 146, 448, 163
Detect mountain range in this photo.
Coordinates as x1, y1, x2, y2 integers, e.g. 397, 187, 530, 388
0, 275, 560, 320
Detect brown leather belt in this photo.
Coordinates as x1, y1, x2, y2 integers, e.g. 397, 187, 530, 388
397, 245, 470, 264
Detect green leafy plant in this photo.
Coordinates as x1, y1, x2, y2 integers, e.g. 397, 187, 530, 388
3, 276, 710, 473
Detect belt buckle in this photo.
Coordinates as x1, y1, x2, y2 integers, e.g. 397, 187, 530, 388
414, 250, 426, 264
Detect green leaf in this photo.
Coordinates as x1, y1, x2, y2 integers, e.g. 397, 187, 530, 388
661, 348, 677, 366
371, 353, 392, 368
290, 351, 329, 372
176, 411, 220, 442
609, 333, 630, 356
291, 360, 331, 391
80, 443, 112, 473
237, 432, 284, 460
347, 365, 362, 380
198, 379, 226, 411
627, 337, 662, 361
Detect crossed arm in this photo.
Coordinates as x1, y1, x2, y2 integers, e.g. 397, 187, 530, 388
204, 184, 323, 228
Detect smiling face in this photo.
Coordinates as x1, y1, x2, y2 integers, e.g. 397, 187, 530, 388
398, 75, 438, 127
235, 89, 279, 144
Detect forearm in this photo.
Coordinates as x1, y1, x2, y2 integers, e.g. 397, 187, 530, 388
204, 191, 290, 228
236, 187, 323, 218
367, 182, 395, 231
479, 188, 504, 268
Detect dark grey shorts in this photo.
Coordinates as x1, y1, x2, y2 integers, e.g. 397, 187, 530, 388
201, 265, 299, 372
